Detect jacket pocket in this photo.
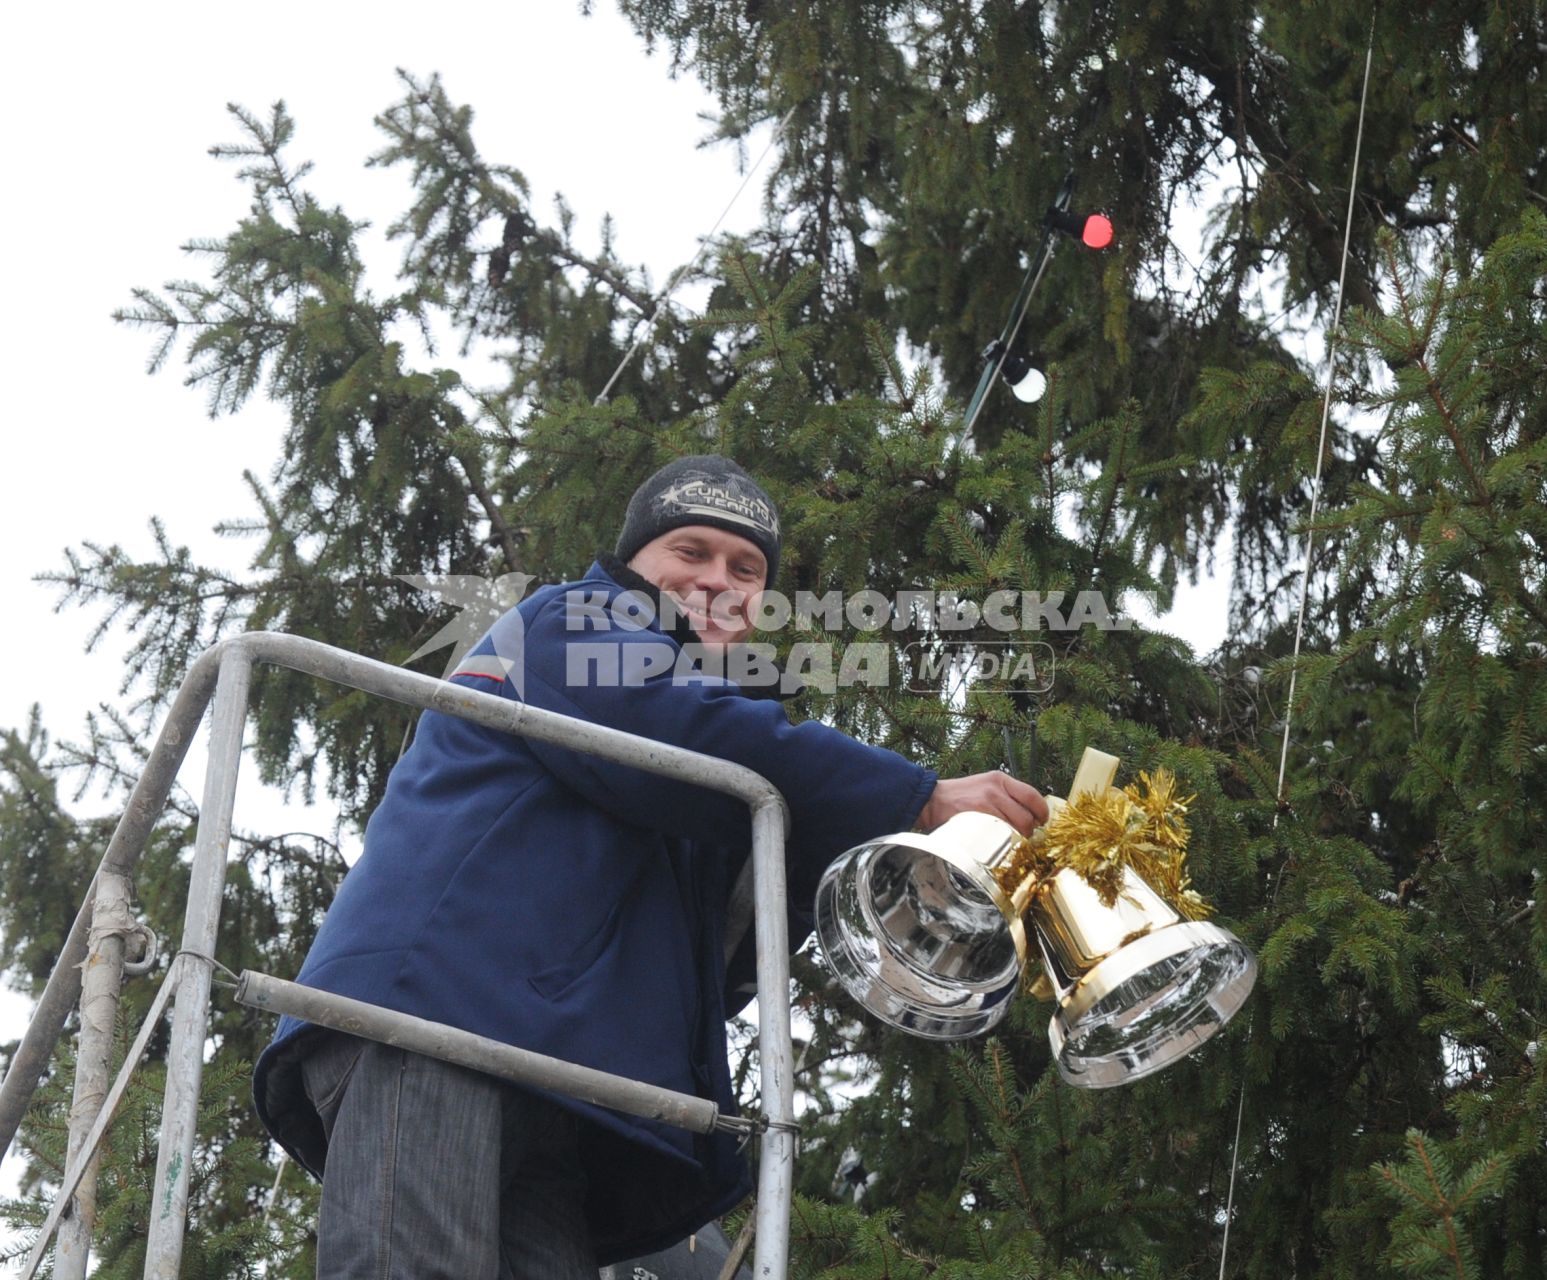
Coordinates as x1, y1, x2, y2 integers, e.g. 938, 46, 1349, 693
526, 899, 623, 1001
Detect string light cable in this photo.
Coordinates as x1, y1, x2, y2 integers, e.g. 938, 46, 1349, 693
1272, 22, 1378, 824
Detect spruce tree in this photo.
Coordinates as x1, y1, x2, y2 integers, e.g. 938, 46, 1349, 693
2, 4, 1542, 1276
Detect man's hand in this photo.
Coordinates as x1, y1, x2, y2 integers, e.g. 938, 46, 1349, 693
917, 772, 1049, 835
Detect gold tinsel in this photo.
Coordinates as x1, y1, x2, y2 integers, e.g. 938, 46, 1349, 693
991, 767, 1213, 921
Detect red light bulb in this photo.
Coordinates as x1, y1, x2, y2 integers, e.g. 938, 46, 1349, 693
1082, 214, 1114, 250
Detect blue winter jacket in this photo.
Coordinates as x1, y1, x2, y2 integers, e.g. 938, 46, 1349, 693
253, 559, 936, 1262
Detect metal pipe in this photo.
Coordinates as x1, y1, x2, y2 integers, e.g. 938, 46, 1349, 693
0, 649, 220, 1165
228, 633, 792, 819
233, 972, 726, 1136
143, 650, 253, 1280
0, 630, 795, 1278
53, 869, 136, 1279
0, 896, 93, 1170
3, 626, 785, 1166
749, 799, 796, 1280
20, 961, 184, 1280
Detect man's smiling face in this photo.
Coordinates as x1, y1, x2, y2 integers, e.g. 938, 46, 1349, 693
627, 524, 768, 649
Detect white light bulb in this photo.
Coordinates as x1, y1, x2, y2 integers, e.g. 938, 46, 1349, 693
1009, 367, 1047, 404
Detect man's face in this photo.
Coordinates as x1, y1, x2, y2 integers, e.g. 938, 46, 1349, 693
628, 524, 768, 649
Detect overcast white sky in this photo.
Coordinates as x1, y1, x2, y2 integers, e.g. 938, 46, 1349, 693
0, 0, 1230, 1240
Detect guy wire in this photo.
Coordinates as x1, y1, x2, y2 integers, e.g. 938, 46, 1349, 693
593, 105, 799, 406
1220, 16, 1378, 1280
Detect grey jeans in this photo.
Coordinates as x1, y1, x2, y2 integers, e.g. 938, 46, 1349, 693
301, 1030, 598, 1280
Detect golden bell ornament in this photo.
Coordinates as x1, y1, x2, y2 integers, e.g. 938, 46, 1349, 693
814, 748, 1257, 1087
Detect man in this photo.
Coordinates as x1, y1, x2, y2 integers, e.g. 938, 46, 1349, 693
253, 456, 1046, 1279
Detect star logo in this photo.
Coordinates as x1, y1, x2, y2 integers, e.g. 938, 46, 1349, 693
398, 573, 538, 678
655, 474, 780, 538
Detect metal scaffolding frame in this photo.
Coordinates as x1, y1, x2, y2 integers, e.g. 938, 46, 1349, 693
0, 632, 797, 1279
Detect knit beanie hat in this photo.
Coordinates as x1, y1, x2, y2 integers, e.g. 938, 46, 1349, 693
615, 455, 781, 586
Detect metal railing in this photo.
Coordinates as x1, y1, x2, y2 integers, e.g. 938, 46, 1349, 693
0, 632, 797, 1279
